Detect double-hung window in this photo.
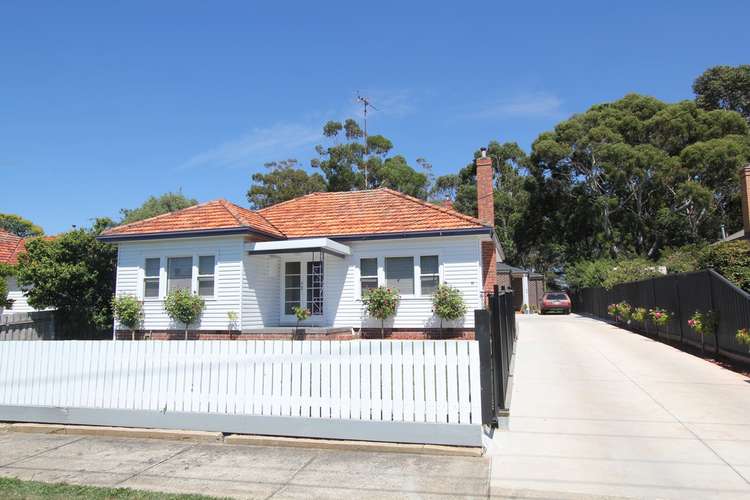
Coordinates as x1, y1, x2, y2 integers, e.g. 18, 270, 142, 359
197, 256, 215, 297
385, 256, 414, 295
360, 258, 378, 294
420, 255, 439, 295
167, 257, 193, 293
144, 258, 160, 298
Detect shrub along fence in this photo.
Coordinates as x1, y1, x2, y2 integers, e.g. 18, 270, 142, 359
571, 269, 750, 363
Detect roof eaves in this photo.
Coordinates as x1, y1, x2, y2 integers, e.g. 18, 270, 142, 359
96, 226, 285, 243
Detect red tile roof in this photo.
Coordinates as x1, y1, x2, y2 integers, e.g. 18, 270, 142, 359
0, 230, 26, 265
258, 188, 488, 238
100, 199, 285, 239
99, 189, 489, 241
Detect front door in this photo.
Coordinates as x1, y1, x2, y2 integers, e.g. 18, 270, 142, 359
281, 260, 323, 324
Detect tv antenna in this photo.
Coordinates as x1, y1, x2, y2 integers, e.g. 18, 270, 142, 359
357, 93, 378, 188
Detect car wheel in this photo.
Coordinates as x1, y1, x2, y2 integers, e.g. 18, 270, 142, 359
565, 309, 571, 315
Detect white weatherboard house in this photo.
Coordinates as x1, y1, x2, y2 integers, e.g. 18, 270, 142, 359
0, 230, 36, 316
99, 152, 502, 338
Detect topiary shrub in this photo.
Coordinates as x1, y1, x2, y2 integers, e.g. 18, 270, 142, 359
700, 239, 750, 291
164, 289, 205, 340
432, 284, 467, 329
112, 295, 143, 340
362, 287, 400, 339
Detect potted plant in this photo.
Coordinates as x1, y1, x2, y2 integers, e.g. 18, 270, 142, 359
292, 305, 310, 340
164, 289, 205, 340
432, 284, 467, 335
631, 307, 647, 326
688, 310, 719, 351
227, 311, 239, 339
362, 287, 400, 339
649, 307, 670, 327
607, 303, 620, 319
736, 328, 750, 350
617, 301, 632, 323
112, 294, 143, 340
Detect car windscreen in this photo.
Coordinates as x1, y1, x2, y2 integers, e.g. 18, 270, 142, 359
546, 293, 568, 300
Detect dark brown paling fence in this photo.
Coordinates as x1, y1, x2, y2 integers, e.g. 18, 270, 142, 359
571, 269, 750, 363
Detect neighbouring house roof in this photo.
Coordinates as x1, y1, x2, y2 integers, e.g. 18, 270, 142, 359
99, 189, 492, 242
0, 230, 26, 265
496, 262, 544, 279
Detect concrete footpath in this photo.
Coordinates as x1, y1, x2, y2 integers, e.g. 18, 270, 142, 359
0, 426, 494, 499
487, 314, 750, 500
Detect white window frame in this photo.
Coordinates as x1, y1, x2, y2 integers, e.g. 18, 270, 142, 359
418, 255, 440, 296
142, 257, 162, 300
359, 257, 379, 296
357, 253, 443, 299
196, 255, 217, 298
139, 251, 218, 300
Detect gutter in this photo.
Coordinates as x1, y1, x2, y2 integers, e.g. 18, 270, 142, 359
96, 226, 283, 243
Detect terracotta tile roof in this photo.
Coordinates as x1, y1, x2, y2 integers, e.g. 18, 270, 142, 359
257, 188, 489, 238
0, 230, 26, 265
99, 199, 284, 239
99, 189, 489, 241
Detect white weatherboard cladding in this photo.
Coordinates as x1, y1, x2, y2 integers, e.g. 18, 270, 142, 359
329, 236, 483, 329
115, 236, 245, 331
2, 278, 37, 315
242, 254, 280, 328
115, 234, 483, 330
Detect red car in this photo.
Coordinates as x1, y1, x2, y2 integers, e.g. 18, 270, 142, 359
540, 292, 571, 315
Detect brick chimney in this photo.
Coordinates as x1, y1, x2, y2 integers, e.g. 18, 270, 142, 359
477, 147, 497, 297
441, 199, 453, 210
476, 147, 494, 225
741, 164, 750, 238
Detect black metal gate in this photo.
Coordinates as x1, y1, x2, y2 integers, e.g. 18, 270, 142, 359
474, 285, 517, 426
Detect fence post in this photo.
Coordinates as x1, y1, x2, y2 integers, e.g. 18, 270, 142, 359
673, 276, 684, 344
474, 309, 495, 426
708, 272, 719, 357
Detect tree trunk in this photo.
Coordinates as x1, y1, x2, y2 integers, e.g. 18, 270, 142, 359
185, 324, 189, 341
381, 319, 384, 339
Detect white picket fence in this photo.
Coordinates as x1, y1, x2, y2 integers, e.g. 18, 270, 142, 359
0, 340, 483, 446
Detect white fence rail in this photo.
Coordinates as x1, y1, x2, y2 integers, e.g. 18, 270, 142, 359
0, 340, 483, 446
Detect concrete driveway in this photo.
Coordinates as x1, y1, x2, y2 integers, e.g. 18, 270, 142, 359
487, 314, 750, 500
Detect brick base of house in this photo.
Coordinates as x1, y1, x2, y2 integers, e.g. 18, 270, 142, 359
115, 328, 474, 341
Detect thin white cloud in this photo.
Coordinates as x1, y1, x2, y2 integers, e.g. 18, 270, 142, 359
470, 92, 564, 119
180, 123, 322, 170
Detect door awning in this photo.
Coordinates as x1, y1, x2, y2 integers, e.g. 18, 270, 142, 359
246, 238, 351, 258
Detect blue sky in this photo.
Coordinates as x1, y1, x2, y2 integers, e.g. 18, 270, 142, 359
2, 1, 749, 234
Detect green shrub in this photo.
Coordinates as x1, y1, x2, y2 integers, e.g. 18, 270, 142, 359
362, 287, 400, 338
111, 295, 143, 340
432, 284, 467, 328
567, 258, 663, 290
660, 244, 709, 274
164, 289, 205, 340
0, 264, 14, 310
700, 239, 750, 291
